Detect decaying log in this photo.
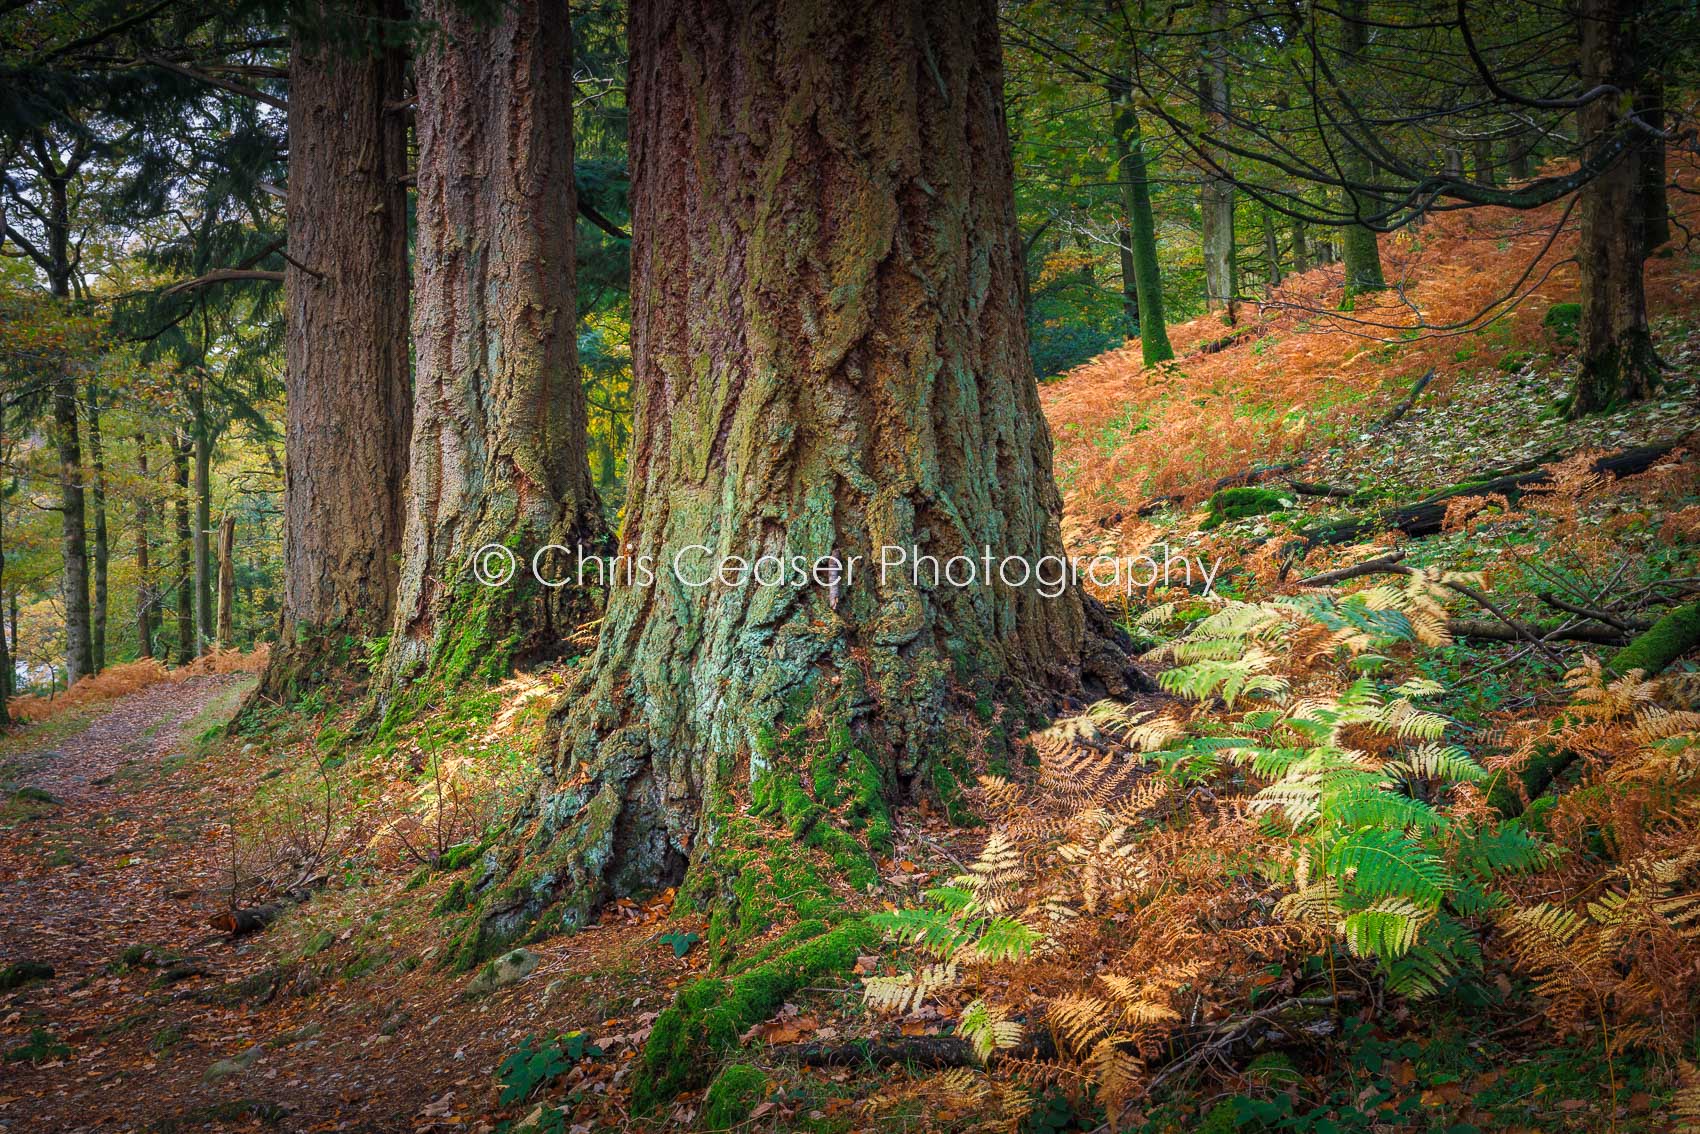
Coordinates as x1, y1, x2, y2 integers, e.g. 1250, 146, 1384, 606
1299, 441, 1683, 548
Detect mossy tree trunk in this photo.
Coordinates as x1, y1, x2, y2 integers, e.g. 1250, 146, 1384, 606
1109, 75, 1173, 364
476, 0, 1147, 951
264, 1, 411, 696
1567, 0, 1659, 416
379, 0, 603, 702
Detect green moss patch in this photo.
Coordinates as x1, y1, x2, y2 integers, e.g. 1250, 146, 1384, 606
1203, 485, 1291, 529
703, 1063, 771, 1131
629, 917, 877, 1112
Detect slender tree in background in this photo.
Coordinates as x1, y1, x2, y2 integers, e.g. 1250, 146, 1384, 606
134, 434, 154, 659
1569, 0, 1660, 414
264, 2, 411, 696
381, 0, 603, 700
1337, 0, 1387, 297
0, 476, 9, 725
172, 434, 193, 666
1109, 72, 1173, 362
85, 384, 108, 671
6, 130, 97, 683
1198, 0, 1237, 320
215, 511, 235, 647
469, 0, 1147, 951
1262, 204, 1283, 288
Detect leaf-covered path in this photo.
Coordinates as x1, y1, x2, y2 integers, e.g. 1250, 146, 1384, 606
0, 677, 698, 1133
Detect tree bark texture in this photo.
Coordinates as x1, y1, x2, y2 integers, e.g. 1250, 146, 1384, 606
382, 0, 604, 695
276, 4, 411, 664
478, 0, 1147, 951
1569, 0, 1658, 415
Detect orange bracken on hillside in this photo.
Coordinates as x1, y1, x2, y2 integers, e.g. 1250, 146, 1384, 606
1041, 173, 1700, 533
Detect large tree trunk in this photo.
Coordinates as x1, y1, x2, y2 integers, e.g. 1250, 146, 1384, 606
268, 2, 411, 693
1568, 0, 1658, 415
1338, 0, 1386, 297
85, 385, 107, 673
172, 435, 194, 664
1198, 0, 1237, 322
1108, 76, 1173, 364
135, 436, 154, 660
380, 0, 603, 698
469, 0, 1147, 958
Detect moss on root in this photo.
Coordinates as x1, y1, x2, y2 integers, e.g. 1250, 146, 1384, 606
702, 1064, 771, 1132
630, 917, 878, 1113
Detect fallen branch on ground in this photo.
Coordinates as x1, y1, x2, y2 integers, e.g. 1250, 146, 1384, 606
1299, 441, 1684, 548
1372, 368, 1437, 433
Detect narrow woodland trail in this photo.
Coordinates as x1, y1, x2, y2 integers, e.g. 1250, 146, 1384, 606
0, 678, 695, 1133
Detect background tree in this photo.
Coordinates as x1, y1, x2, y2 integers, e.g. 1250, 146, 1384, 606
380, 0, 605, 701
265, 1, 410, 695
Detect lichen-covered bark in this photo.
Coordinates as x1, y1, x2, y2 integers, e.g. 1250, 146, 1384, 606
380, 0, 603, 697
273, 3, 411, 667
1568, 0, 1659, 416
479, 0, 1146, 948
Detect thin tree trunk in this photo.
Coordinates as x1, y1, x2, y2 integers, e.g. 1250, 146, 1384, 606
268, 0, 411, 695
1568, 0, 1658, 415
1263, 204, 1282, 288
193, 418, 214, 652
0, 495, 9, 723
1291, 218, 1310, 274
86, 385, 107, 673
1198, 0, 1236, 321
381, 0, 604, 697
1108, 75, 1173, 363
472, 0, 1146, 960
1471, 136, 1495, 186
1637, 68, 1668, 255
1339, 0, 1386, 297
216, 513, 236, 648
8, 592, 18, 693
54, 376, 93, 684
1114, 221, 1139, 332
1505, 129, 1534, 180
135, 435, 154, 659
172, 435, 194, 664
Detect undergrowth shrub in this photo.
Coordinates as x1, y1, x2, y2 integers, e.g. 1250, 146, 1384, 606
864, 576, 1700, 1128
